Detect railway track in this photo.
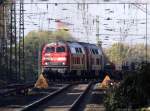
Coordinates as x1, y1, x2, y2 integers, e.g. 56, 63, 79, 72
0, 82, 106, 111
0, 82, 34, 89
76, 84, 106, 111
21, 84, 71, 111
68, 82, 92, 111
0, 82, 34, 96
0, 83, 69, 111
21, 82, 92, 111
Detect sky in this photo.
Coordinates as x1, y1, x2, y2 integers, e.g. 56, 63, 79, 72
15, 0, 150, 47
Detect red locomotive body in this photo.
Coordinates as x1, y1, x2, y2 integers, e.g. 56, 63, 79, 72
41, 41, 103, 80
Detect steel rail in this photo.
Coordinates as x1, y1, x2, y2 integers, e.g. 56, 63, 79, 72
0, 83, 34, 96
68, 82, 92, 111
21, 84, 72, 111
0, 82, 34, 89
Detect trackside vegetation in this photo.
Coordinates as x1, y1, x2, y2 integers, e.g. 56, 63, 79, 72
104, 63, 150, 111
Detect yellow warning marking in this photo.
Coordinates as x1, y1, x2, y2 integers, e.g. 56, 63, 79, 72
100, 74, 111, 89
34, 74, 49, 89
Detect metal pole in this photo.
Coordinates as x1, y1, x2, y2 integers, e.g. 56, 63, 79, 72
38, 44, 41, 77
96, 16, 100, 45
5, 4, 9, 83
9, 1, 17, 82
22, 0, 25, 82
11, 1, 17, 81
9, 3, 13, 82
19, 0, 25, 82
146, 4, 148, 63
14, 2, 17, 81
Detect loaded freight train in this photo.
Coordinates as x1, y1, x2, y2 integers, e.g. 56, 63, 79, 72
41, 41, 106, 81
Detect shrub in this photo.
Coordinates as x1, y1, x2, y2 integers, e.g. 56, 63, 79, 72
104, 63, 150, 111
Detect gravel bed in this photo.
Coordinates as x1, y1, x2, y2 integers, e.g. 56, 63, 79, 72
75, 83, 106, 111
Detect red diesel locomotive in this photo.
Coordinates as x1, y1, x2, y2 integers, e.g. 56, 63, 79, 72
41, 41, 103, 80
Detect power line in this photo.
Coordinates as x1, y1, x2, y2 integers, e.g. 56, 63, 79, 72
3, 2, 150, 4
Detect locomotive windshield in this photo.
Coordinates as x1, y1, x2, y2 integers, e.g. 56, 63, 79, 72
91, 49, 99, 55
56, 46, 65, 52
45, 47, 55, 53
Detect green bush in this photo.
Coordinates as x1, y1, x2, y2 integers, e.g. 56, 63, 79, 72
104, 63, 150, 111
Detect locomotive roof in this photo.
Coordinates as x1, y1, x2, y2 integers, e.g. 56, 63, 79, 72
67, 42, 84, 48
79, 42, 100, 49
44, 41, 102, 54
45, 41, 101, 50
45, 41, 83, 47
45, 41, 67, 46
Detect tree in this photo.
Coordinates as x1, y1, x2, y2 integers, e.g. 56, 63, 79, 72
53, 29, 75, 41
105, 43, 150, 67
105, 43, 130, 65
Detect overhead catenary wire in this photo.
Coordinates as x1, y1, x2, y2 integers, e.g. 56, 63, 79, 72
12, 2, 150, 47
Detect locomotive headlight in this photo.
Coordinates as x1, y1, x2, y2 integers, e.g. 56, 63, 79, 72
45, 62, 48, 65
62, 62, 66, 65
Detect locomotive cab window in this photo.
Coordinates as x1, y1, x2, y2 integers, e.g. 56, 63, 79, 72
91, 49, 99, 55
56, 46, 65, 52
92, 49, 95, 55
79, 48, 83, 53
95, 49, 99, 55
45, 47, 55, 53
75, 48, 83, 54
75, 48, 79, 54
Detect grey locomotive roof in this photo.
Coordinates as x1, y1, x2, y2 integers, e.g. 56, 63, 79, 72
44, 41, 102, 54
